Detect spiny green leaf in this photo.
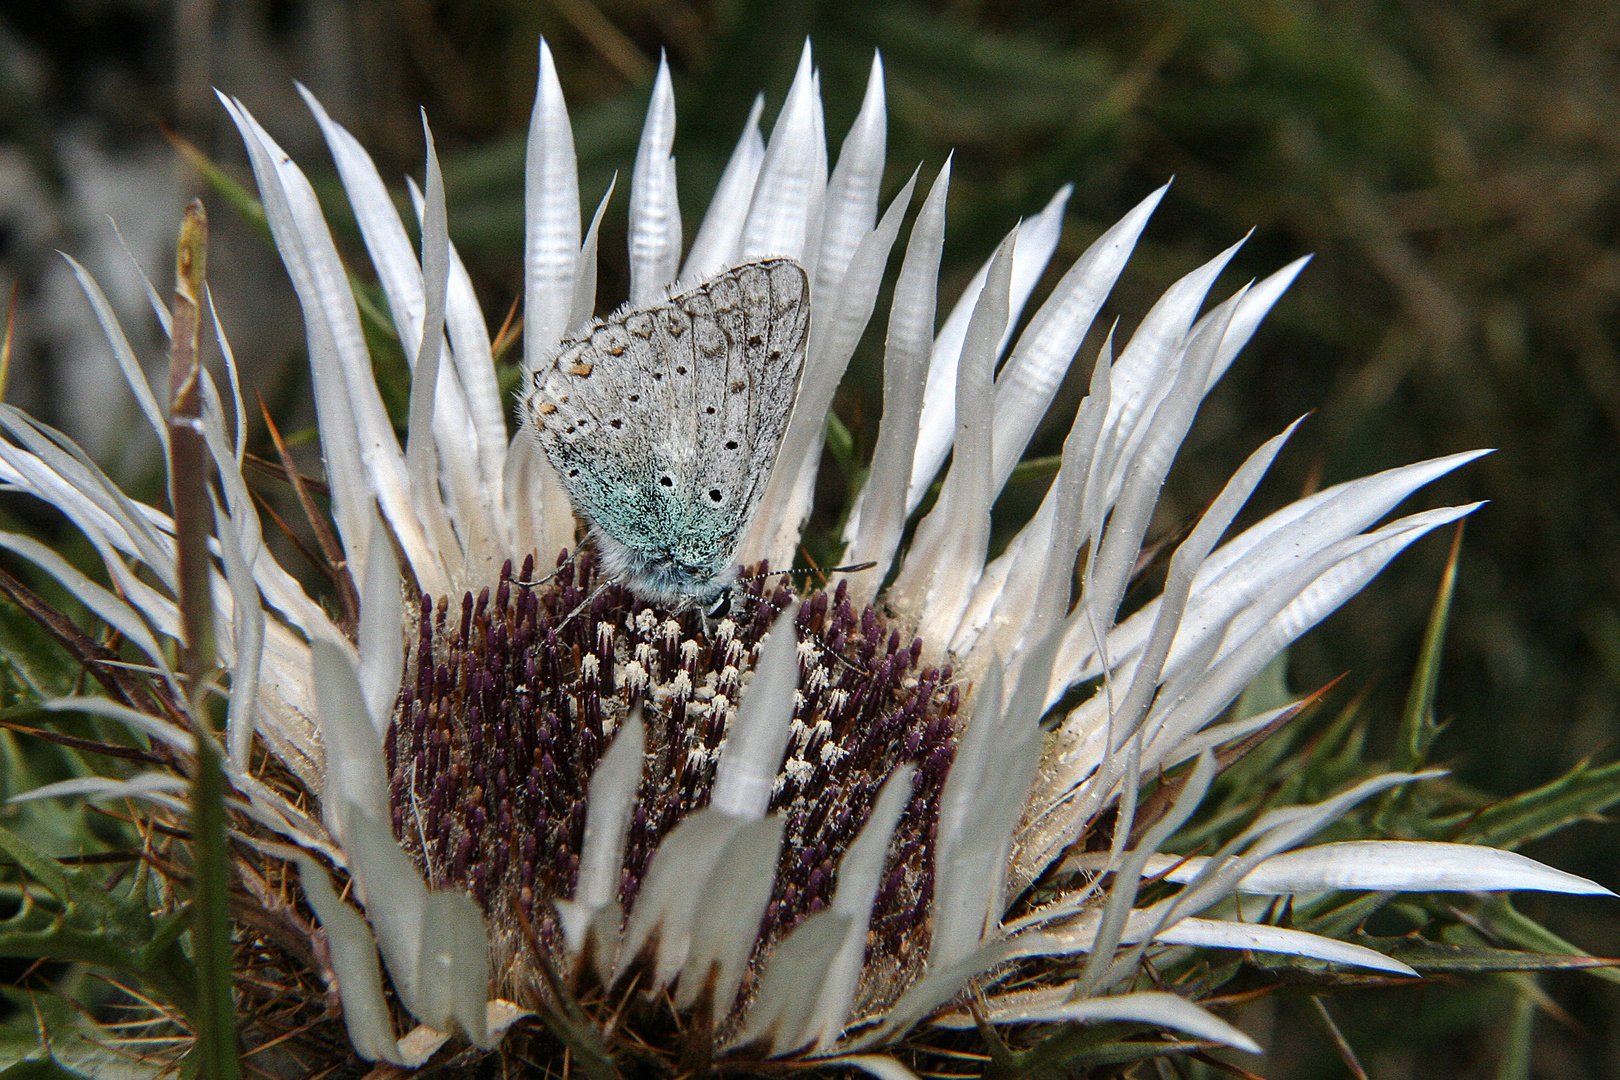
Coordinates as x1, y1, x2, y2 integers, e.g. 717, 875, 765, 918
0, 826, 196, 1015
0, 726, 110, 867
0, 894, 187, 1011
1429, 756, 1620, 850
1464, 896, 1620, 987
0, 827, 73, 901
0, 986, 170, 1077
1495, 989, 1536, 1080
171, 135, 268, 240
1005, 454, 1063, 487
1179, 655, 1311, 829
1178, 685, 1371, 853
1292, 705, 1373, 809
1344, 932, 1618, 974
1394, 523, 1462, 771
825, 411, 856, 479
0, 1055, 93, 1080
1296, 891, 1396, 940
995, 1024, 1211, 1079
0, 603, 78, 702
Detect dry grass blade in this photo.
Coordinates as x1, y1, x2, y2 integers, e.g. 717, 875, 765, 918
0, 564, 162, 712
1126, 674, 1347, 847
241, 452, 330, 497
0, 282, 16, 403
255, 392, 359, 629
491, 294, 524, 365
0, 718, 165, 764
249, 486, 343, 599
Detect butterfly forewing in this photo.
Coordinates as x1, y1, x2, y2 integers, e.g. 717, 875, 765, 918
524, 259, 809, 601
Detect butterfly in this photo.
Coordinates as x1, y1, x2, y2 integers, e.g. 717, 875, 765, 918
523, 259, 809, 610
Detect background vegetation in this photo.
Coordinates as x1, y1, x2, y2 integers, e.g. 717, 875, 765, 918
0, 0, 1616, 1075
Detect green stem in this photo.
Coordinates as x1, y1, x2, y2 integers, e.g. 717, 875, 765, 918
169, 199, 240, 1080
190, 733, 238, 1079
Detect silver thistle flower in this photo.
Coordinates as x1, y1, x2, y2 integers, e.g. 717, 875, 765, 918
0, 37, 1609, 1079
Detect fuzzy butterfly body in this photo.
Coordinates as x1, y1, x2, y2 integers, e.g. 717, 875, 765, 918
523, 259, 809, 606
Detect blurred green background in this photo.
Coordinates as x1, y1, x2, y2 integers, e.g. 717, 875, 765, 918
0, 0, 1616, 1074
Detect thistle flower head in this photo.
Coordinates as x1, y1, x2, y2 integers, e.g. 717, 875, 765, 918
0, 36, 1609, 1080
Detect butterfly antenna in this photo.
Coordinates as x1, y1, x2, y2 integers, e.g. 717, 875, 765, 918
557, 581, 611, 632
731, 561, 878, 589
721, 576, 874, 677
517, 546, 588, 590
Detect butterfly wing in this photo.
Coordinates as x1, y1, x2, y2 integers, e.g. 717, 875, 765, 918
525, 259, 808, 601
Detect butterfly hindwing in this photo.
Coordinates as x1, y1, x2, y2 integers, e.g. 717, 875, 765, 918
524, 259, 808, 601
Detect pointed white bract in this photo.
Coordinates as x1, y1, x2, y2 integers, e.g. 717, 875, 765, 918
905, 184, 1157, 512
682, 96, 765, 285
929, 660, 1049, 970
9, 773, 189, 809
629, 56, 682, 307
557, 710, 645, 952
312, 636, 390, 842
221, 93, 435, 590
307, 636, 494, 1048
524, 39, 581, 367
936, 990, 1262, 1054
740, 42, 825, 269
357, 526, 404, 735
808, 765, 917, 1048
815, 54, 887, 304
401, 123, 465, 574
299, 857, 406, 1064
7, 32, 1592, 1076
1003, 911, 1419, 976
885, 231, 1014, 649
839, 161, 949, 603
1139, 841, 1615, 896
616, 810, 729, 966
739, 169, 917, 568
710, 603, 801, 819
736, 910, 857, 1054
675, 815, 787, 1011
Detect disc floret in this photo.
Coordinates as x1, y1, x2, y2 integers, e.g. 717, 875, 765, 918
388, 551, 962, 1018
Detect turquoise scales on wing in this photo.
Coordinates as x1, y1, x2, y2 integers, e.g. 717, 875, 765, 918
524, 259, 809, 605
